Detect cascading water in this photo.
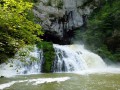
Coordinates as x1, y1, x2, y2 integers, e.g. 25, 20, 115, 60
53, 44, 106, 72
0, 46, 43, 77
1, 44, 120, 77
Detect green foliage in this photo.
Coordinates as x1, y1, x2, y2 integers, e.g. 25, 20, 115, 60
81, 0, 93, 7
56, 0, 63, 9
25, 0, 38, 3
46, 0, 52, 6
46, 0, 63, 9
6, 45, 40, 70
0, 0, 43, 63
37, 41, 55, 73
74, 0, 120, 62
15, 45, 39, 63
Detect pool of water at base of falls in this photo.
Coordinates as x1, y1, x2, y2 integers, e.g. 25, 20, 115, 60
0, 73, 120, 90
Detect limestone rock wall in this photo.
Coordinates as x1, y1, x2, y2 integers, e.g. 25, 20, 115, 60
33, 0, 100, 38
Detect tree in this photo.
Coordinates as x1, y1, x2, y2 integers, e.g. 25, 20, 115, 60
0, 0, 43, 63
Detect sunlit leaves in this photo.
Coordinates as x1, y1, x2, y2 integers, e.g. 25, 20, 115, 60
0, 0, 43, 63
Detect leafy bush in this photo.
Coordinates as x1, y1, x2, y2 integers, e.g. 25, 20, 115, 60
0, 0, 43, 63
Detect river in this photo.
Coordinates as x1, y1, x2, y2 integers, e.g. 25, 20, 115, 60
0, 73, 120, 90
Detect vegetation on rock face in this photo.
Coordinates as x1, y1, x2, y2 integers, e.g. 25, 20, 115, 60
0, 0, 119, 72
56, 0, 63, 9
45, 0, 63, 9
74, 0, 120, 62
15, 45, 39, 64
37, 41, 55, 73
7, 45, 40, 71
0, 0, 43, 63
46, 0, 52, 6
26, 0, 38, 3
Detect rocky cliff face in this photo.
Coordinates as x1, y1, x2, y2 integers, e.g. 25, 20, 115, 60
33, 0, 100, 43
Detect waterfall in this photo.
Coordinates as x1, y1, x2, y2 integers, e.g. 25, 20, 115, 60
53, 44, 106, 72
0, 44, 108, 77
0, 46, 43, 77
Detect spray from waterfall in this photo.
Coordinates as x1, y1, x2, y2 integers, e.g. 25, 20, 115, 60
53, 44, 106, 72
0, 46, 43, 77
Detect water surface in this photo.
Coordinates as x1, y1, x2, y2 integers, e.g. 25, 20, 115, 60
0, 73, 120, 90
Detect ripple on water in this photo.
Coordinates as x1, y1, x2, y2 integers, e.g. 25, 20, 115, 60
0, 77, 70, 90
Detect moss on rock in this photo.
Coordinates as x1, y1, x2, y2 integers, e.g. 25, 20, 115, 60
37, 41, 55, 73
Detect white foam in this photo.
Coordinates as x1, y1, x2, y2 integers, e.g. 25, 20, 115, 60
0, 46, 43, 78
74, 67, 120, 75
0, 77, 70, 90
0, 63, 17, 77
0, 81, 16, 90
53, 44, 120, 74
28, 77, 70, 85
53, 44, 106, 72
